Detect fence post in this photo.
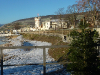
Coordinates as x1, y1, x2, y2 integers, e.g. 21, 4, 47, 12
97, 45, 98, 54
0, 48, 3, 75
43, 48, 46, 75
98, 45, 100, 56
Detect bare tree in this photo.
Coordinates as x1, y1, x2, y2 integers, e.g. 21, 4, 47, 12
55, 8, 65, 29
77, 0, 100, 26
66, 4, 78, 28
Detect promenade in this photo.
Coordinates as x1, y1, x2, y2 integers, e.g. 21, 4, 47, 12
0, 33, 19, 37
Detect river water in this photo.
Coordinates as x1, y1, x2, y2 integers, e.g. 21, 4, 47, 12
0, 37, 8, 45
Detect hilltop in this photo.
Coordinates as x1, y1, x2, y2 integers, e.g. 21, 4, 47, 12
0, 15, 58, 31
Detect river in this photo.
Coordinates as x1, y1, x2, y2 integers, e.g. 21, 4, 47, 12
0, 37, 8, 45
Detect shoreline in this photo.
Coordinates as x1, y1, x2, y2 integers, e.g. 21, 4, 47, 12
0, 35, 19, 47
0, 34, 69, 75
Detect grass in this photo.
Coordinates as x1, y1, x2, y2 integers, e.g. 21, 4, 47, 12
20, 29, 84, 61
6, 35, 19, 39
21, 28, 93, 61
12, 28, 93, 61
21, 33, 69, 61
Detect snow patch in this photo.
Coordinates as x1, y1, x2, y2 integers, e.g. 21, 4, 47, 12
1, 35, 70, 75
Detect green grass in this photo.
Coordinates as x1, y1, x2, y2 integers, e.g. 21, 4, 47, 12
21, 33, 69, 61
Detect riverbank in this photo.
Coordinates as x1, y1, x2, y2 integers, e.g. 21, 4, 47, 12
0, 33, 19, 37
0, 35, 19, 47
22, 33, 69, 61
1, 33, 69, 62
1, 35, 70, 75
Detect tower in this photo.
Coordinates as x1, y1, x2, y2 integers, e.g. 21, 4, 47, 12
34, 17, 41, 30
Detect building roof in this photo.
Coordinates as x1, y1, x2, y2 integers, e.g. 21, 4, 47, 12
50, 19, 60, 22
41, 18, 50, 22
76, 15, 84, 20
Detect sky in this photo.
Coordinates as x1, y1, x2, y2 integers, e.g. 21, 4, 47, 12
0, 0, 77, 24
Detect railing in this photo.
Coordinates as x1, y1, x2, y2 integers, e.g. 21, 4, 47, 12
0, 45, 71, 75
0, 45, 100, 75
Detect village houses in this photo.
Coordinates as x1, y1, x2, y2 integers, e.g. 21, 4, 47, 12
34, 17, 68, 31
11, 15, 100, 33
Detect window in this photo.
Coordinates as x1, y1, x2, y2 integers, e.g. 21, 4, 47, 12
64, 36, 66, 40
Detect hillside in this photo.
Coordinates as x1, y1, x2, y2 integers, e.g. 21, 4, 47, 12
0, 15, 58, 31
0, 11, 99, 31
0, 18, 35, 31
0, 24, 4, 27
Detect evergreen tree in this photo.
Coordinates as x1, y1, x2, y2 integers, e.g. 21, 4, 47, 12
67, 19, 100, 75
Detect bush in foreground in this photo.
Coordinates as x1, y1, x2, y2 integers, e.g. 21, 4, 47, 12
67, 19, 100, 75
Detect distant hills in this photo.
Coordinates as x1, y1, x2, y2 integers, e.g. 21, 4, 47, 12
0, 15, 58, 31
0, 12, 99, 31
0, 24, 4, 27
0, 14, 84, 31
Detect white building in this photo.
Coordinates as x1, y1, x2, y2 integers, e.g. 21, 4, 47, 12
34, 17, 67, 31
34, 17, 41, 30
39, 18, 51, 30
21, 27, 30, 32
30, 27, 36, 31
13, 30, 17, 33
41, 21, 50, 30
50, 19, 67, 30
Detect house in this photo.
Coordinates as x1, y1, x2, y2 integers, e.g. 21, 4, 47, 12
17, 29, 21, 33
34, 17, 68, 31
41, 18, 51, 30
50, 19, 67, 30
30, 27, 36, 31
21, 27, 30, 32
1, 31, 4, 34
13, 30, 18, 34
5, 31, 9, 34
50, 19, 59, 30
41, 21, 50, 30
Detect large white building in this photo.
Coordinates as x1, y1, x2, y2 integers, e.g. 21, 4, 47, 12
34, 17, 68, 31
34, 17, 41, 30
41, 18, 51, 30
41, 21, 50, 30
50, 19, 67, 30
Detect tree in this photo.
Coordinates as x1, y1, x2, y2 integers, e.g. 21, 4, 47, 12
14, 22, 21, 30
77, 0, 100, 26
66, 4, 78, 28
55, 8, 65, 29
67, 19, 100, 75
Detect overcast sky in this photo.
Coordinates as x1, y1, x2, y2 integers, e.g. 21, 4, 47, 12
0, 0, 77, 24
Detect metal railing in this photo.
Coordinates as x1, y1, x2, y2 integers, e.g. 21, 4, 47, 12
0, 45, 71, 75
0, 45, 100, 75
